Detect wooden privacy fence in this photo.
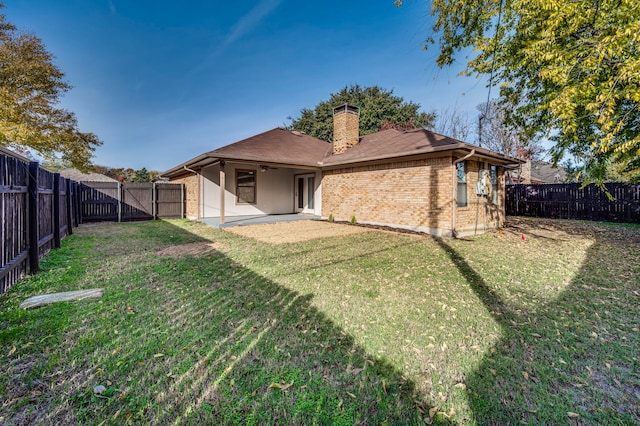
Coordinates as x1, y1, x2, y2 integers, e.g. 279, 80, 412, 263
1, 149, 184, 295
506, 183, 640, 224
1, 158, 78, 294
79, 182, 184, 222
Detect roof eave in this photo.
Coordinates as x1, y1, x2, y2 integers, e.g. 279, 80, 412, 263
320, 144, 522, 168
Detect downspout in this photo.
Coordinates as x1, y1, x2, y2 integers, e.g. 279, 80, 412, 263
183, 166, 201, 221
452, 149, 476, 237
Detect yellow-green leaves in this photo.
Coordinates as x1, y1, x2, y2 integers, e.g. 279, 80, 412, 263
400, 0, 640, 181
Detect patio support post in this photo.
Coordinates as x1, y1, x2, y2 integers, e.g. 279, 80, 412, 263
219, 161, 225, 225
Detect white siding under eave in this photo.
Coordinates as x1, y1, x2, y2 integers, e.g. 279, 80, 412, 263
201, 163, 321, 217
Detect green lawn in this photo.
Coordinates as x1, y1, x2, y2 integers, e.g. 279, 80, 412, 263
1, 218, 638, 425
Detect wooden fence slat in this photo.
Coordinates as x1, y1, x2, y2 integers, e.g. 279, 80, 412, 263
53, 173, 61, 248
28, 162, 39, 273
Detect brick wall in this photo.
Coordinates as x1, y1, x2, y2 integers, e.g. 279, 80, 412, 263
322, 156, 454, 235
170, 173, 199, 219
322, 157, 505, 236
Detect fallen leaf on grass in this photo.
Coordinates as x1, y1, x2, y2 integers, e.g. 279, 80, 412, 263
8, 345, 16, 356
346, 392, 356, 399
349, 368, 364, 376
522, 371, 529, 381
269, 382, 293, 391
429, 407, 439, 418
154, 353, 164, 358
434, 409, 455, 419
567, 412, 580, 418
453, 383, 466, 390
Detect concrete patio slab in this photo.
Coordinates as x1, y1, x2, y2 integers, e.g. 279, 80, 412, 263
223, 219, 370, 244
200, 214, 321, 229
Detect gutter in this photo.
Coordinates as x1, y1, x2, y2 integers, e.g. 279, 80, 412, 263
451, 149, 476, 237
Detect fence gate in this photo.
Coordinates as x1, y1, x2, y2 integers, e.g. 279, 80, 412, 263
79, 182, 184, 222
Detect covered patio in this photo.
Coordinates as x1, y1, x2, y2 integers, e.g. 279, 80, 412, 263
200, 213, 321, 229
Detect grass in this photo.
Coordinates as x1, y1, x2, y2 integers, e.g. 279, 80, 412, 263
0, 217, 638, 425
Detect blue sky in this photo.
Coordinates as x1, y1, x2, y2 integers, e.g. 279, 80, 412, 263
7, 1, 494, 171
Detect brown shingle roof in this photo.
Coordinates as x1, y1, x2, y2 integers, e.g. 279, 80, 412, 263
321, 128, 518, 166
162, 127, 520, 178
211, 128, 331, 167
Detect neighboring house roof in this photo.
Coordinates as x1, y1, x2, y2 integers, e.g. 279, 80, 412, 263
60, 168, 118, 182
506, 160, 567, 184
530, 160, 567, 183
162, 127, 520, 178
321, 128, 518, 167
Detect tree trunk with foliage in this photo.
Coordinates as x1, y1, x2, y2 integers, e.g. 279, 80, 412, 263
477, 99, 544, 159
0, 4, 101, 170
396, 0, 640, 182
288, 85, 436, 142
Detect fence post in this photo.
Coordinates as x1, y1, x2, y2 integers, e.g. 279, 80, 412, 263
28, 162, 39, 273
117, 182, 122, 223
181, 183, 185, 219
152, 182, 157, 220
53, 173, 61, 248
66, 179, 73, 235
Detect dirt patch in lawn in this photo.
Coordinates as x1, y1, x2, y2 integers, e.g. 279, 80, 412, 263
156, 241, 227, 257
224, 220, 370, 244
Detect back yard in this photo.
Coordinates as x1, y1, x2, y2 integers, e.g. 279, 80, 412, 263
0, 217, 638, 425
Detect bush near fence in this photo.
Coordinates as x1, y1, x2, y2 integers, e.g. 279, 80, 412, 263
506, 183, 640, 224
1, 148, 184, 295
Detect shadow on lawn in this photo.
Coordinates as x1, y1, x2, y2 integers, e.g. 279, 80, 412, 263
435, 219, 640, 424
2, 220, 426, 425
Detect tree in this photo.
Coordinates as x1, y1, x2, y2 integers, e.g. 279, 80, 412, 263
395, 0, 640, 182
288, 85, 436, 142
433, 106, 472, 142
477, 99, 544, 159
133, 167, 151, 183
0, 4, 101, 170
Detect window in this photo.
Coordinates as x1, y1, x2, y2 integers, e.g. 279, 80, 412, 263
236, 170, 256, 204
457, 161, 467, 207
490, 165, 499, 205
307, 176, 315, 209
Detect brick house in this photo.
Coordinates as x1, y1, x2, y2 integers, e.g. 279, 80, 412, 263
162, 105, 520, 237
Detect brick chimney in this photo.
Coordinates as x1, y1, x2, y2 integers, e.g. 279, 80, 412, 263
333, 104, 360, 154
520, 159, 532, 183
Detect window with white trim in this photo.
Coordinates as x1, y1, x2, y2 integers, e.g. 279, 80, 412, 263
490, 165, 499, 205
236, 170, 256, 204
457, 161, 467, 208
